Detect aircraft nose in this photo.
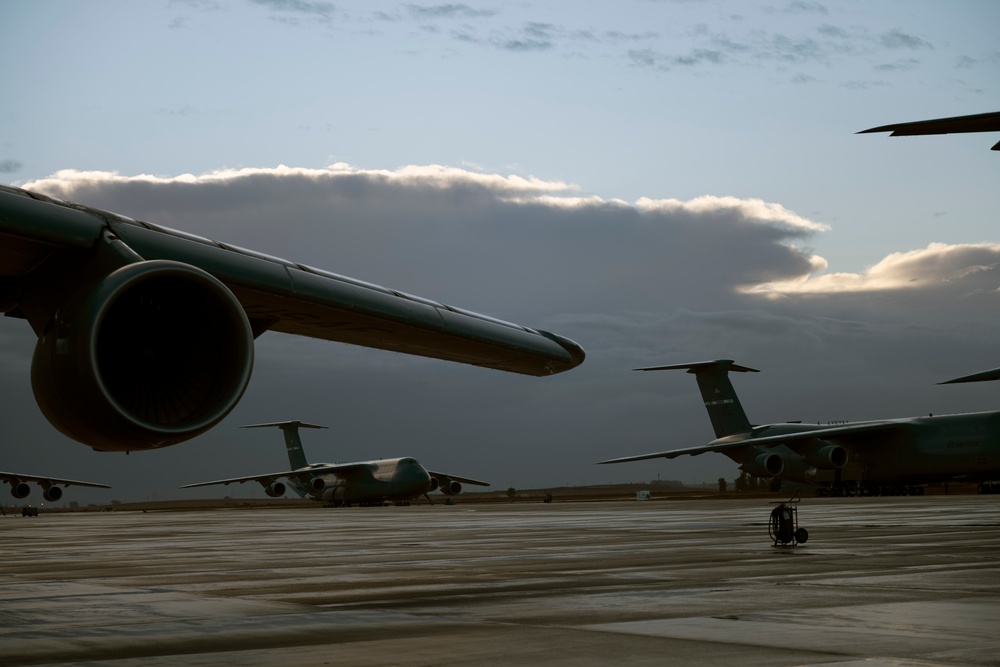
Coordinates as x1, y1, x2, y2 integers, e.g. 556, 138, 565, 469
395, 462, 432, 494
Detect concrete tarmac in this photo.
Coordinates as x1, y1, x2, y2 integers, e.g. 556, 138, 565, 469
2, 495, 999, 666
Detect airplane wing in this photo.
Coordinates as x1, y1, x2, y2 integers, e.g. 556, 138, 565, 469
0, 184, 584, 452
180, 463, 377, 488
428, 471, 490, 487
598, 419, 912, 464
939, 367, 1000, 384
0, 471, 112, 489
858, 111, 1000, 150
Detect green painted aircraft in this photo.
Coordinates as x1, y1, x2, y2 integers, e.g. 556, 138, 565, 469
599, 360, 1000, 496
181, 421, 488, 506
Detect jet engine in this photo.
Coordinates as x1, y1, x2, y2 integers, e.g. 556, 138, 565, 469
30, 260, 254, 452
740, 452, 784, 478
9, 481, 31, 499
42, 485, 63, 502
310, 477, 327, 493
263, 481, 286, 498
439, 479, 462, 495
427, 477, 440, 492
802, 444, 848, 470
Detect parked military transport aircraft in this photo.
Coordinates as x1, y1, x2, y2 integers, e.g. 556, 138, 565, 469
858, 110, 1000, 150
1, 470, 110, 501
180, 421, 489, 506
598, 360, 1000, 496
0, 184, 584, 453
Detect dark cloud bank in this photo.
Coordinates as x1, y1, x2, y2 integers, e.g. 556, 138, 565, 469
5, 166, 999, 503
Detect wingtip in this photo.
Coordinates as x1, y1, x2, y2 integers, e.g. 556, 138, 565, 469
938, 367, 1000, 384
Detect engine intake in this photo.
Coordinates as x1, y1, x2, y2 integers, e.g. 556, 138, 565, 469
803, 444, 848, 470
264, 481, 286, 498
10, 481, 31, 499
43, 485, 63, 502
439, 479, 462, 496
740, 452, 784, 478
31, 260, 254, 451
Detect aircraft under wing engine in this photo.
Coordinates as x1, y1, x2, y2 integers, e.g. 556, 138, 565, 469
0, 184, 584, 452
1, 470, 111, 502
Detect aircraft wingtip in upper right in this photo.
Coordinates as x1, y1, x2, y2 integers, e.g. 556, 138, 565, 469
938, 367, 1000, 384
858, 110, 1000, 150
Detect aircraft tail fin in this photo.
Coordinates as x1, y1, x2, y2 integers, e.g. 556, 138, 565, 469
240, 421, 329, 470
635, 360, 758, 438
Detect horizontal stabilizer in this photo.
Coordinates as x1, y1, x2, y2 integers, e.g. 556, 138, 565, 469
635, 360, 760, 374
240, 421, 329, 430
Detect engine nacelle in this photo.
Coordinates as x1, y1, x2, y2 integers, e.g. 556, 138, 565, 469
10, 482, 31, 499
310, 477, 327, 493
263, 481, 286, 498
43, 485, 63, 502
740, 452, 784, 478
802, 444, 848, 470
427, 477, 440, 492
439, 479, 462, 496
31, 260, 254, 451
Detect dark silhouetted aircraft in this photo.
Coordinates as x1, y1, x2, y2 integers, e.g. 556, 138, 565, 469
598, 360, 1000, 496
858, 111, 1000, 150
0, 184, 584, 453
180, 421, 488, 505
1, 470, 110, 502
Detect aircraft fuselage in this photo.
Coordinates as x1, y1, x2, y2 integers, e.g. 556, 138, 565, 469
286, 457, 433, 505
741, 411, 1000, 488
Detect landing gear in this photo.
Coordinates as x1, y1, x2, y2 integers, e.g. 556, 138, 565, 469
977, 482, 1000, 494
817, 482, 924, 497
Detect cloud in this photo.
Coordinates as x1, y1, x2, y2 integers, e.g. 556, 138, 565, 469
7, 165, 999, 502
0, 159, 22, 174
880, 29, 933, 50
746, 242, 1000, 296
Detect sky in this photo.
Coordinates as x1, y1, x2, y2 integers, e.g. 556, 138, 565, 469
0, 0, 998, 505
